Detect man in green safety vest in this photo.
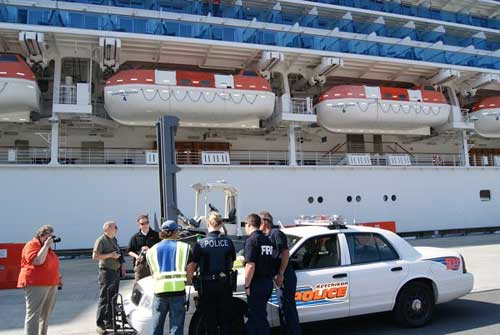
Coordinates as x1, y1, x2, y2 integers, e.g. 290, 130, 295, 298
146, 220, 192, 335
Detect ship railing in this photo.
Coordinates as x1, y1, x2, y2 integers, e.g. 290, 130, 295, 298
0, 147, 50, 164
290, 97, 314, 115
58, 85, 77, 105
0, 147, 498, 168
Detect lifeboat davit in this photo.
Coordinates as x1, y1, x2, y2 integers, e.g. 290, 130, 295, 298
104, 70, 275, 128
470, 97, 500, 138
315, 85, 451, 135
0, 54, 40, 122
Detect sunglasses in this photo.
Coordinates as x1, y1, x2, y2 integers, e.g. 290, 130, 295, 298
139, 221, 149, 225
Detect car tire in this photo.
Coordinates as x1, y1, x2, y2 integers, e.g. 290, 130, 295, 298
393, 281, 434, 327
188, 300, 245, 335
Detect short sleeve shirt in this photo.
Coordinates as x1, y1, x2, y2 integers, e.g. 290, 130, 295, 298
192, 231, 236, 275
244, 230, 274, 279
267, 228, 289, 274
17, 238, 60, 287
93, 234, 122, 270
128, 229, 160, 255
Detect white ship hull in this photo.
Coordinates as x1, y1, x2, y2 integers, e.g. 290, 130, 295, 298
316, 99, 450, 135
2, 165, 499, 249
104, 85, 275, 128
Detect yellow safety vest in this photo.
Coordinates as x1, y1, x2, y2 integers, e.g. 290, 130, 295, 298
146, 240, 190, 294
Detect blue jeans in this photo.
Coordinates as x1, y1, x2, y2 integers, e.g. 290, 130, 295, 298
278, 266, 301, 335
245, 277, 273, 335
152, 294, 185, 335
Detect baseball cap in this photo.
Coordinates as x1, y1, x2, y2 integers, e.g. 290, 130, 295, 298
161, 220, 179, 231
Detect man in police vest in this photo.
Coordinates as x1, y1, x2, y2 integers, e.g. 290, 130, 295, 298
243, 213, 274, 335
187, 212, 236, 335
146, 220, 191, 335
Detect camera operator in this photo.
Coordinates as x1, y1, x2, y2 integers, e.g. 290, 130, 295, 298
17, 225, 62, 335
92, 220, 124, 334
187, 212, 236, 335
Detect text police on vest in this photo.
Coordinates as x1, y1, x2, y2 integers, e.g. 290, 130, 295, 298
201, 239, 229, 248
261, 246, 273, 255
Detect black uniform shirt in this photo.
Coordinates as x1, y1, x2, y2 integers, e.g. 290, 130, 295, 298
128, 229, 160, 255
192, 231, 236, 275
244, 230, 274, 279
267, 228, 289, 275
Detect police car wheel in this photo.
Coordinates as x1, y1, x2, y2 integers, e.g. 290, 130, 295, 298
188, 308, 245, 335
393, 282, 434, 328
188, 310, 208, 335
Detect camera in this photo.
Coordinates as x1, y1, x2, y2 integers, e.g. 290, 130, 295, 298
52, 236, 61, 243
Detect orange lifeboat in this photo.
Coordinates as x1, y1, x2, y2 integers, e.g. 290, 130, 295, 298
315, 85, 451, 135
103, 70, 275, 127
0, 54, 40, 122
470, 97, 500, 138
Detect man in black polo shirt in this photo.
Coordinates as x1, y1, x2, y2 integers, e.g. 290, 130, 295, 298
128, 214, 160, 282
243, 213, 274, 335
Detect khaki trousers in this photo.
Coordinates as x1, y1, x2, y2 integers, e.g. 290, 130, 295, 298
24, 285, 57, 335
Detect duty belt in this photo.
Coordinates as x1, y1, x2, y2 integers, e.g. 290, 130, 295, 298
200, 272, 228, 281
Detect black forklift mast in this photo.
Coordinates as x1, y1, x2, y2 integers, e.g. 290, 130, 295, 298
156, 115, 181, 221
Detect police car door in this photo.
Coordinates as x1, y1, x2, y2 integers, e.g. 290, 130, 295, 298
345, 232, 408, 316
288, 234, 350, 323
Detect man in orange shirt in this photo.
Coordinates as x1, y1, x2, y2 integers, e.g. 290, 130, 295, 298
18, 225, 61, 335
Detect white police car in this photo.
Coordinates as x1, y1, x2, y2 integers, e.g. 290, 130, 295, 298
125, 220, 473, 334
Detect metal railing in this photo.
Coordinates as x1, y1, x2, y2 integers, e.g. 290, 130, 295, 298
59, 85, 77, 105
0, 147, 499, 168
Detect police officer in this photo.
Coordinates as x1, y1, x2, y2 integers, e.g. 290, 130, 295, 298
187, 212, 236, 335
260, 211, 301, 335
243, 213, 274, 335
146, 220, 191, 335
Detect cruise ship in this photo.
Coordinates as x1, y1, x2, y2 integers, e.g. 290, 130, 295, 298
1, 0, 500, 249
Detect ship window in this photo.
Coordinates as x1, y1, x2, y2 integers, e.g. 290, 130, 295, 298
317, 196, 324, 203
242, 71, 257, 77
200, 80, 211, 87
180, 79, 191, 86
383, 195, 388, 202
398, 94, 407, 100
383, 93, 392, 99
391, 195, 397, 201
480, 190, 491, 201
355, 195, 361, 202
0, 54, 17, 62
308, 196, 314, 204
347, 196, 352, 203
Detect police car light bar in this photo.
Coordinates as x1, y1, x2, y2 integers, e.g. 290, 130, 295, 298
294, 215, 347, 229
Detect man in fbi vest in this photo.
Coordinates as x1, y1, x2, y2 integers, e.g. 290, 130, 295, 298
146, 220, 192, 335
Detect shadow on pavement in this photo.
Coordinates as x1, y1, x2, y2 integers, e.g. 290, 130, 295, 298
294, 291, 500, 335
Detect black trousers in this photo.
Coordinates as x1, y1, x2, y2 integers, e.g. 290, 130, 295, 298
96, 268, 120, 327
199, 280, 233, 335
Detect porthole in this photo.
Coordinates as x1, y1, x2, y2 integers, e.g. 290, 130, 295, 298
356, 195, 361, 202
307, 196, 314, 204
317, 196, 324, 203
391, 195, 397, 201
383, 195, 388, 202
480, 190, 491, 201
347, 196, 352, 203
